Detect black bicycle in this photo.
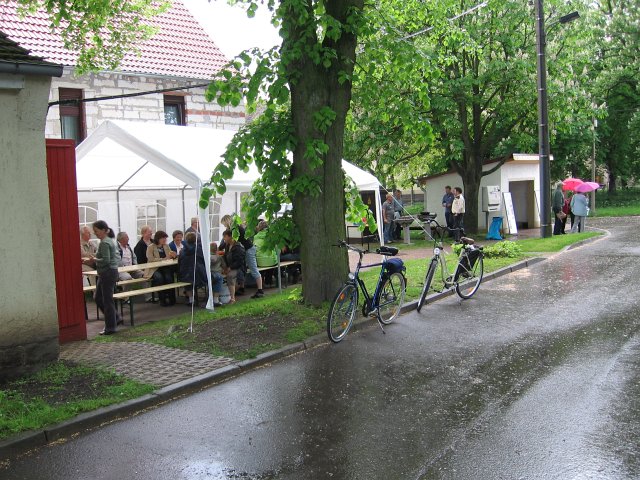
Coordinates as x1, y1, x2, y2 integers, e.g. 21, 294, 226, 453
416, 215, 484, 312
327, 241, 406, 343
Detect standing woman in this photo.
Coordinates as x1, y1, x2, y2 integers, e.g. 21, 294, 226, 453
91, 220, 122, 335
570, 191, 589, 233
146, 231, 177, 306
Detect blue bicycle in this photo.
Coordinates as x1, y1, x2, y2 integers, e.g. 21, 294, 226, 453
327, 240, 407, 343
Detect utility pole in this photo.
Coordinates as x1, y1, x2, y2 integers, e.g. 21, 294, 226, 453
591, 117, 597, 214
535, 0, 552, 238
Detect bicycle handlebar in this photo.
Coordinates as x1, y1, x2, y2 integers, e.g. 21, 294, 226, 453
334, 240, 368, 256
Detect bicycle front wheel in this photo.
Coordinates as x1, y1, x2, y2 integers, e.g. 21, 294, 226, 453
327, 283, 358, 342
417, 259, 438, 313
455, 254, 484, 299
378, 272, 406, 325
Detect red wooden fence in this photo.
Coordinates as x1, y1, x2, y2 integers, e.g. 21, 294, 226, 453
46, 139, 87, 343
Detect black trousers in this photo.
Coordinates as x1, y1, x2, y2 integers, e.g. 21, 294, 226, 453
553, 208, 563, 235
152, 267, 176, 305
445, 211, 454, 236
95, 268, 121, 332
452, 214, 464, 241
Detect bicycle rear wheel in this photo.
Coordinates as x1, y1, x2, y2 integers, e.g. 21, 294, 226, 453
378, 272, 406, 325
455, 254, 484, 299
417, 258, 438, 313
327, 283, 358, 342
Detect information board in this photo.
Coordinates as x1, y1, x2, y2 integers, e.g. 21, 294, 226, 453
502, 192, 518, 235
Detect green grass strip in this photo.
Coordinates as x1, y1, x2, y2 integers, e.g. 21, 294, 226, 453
513, 231, 601, 252
0, 362, 153, 440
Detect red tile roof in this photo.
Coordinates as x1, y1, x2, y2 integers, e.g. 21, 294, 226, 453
0, 0, 229, 79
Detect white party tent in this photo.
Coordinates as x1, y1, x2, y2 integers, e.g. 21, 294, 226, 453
75, 120, 383, 308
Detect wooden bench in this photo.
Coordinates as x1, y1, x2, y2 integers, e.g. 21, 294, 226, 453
83, 276, 149, 293
256, 260, 301, 292
113, 282, 191, 326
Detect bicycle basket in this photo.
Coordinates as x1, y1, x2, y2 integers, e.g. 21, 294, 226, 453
385, 257, 405, 274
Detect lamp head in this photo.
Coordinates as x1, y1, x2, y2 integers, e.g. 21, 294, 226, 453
559, 11, 580, 24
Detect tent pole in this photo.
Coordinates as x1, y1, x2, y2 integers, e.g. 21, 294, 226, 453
181, 184, 188, 230
116, 161, 148, 232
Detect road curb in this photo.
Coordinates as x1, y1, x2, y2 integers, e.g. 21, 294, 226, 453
563, 229, 609, 251
0, 255, 550, 459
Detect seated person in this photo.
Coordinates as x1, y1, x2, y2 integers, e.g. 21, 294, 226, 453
208, 242, 225, 307
169, 230, 184, 256
116, 232, 144, 281
281, 244, 302, 284
222, 229, 245, 304
253, 220, 278, 286
178, 232, 209, 306
134, 225, 153, 264
80, 225, 97, 273
146, 231, 177, 307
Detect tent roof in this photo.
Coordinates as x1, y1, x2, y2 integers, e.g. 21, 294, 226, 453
76, 120, 380, 192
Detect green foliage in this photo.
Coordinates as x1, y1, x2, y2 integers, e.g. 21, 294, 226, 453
481, 241, 523, 258
17, 0, 169, 74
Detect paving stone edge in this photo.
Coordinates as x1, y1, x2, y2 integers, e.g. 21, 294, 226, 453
0, 254, 549, 460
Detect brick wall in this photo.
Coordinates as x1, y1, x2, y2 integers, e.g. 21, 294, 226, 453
45, 69, 245, 138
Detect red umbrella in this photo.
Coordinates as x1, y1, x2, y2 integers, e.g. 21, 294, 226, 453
562, 178, 583, 191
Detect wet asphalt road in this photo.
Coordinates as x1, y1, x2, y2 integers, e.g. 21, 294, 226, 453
3, 217, 640, 480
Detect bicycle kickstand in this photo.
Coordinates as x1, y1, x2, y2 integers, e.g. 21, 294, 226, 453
376, 313, 386, 334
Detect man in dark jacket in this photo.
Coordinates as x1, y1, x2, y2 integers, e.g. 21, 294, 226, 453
222, 230, 245, 303
178, 232, 208, 306
552, 184, 565, 235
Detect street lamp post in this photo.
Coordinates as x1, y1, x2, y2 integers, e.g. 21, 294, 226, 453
535, 0, 552, 238
535, 4, 579, 238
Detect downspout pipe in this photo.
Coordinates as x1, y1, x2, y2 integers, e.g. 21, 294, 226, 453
0, 61, 63, 77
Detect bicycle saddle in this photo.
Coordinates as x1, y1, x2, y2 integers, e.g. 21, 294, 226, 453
460, 237, 475, 245
377, 246, 399, 256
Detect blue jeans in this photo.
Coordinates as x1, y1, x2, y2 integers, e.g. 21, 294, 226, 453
211, 272, 224, 293
383, 222, 393, 243
245, 246, 260, 280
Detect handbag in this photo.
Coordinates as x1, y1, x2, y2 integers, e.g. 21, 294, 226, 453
556, 211, 567, 220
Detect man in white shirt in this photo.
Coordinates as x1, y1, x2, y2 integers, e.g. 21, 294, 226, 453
451, 187, 465, 242
116, 232, 144, 281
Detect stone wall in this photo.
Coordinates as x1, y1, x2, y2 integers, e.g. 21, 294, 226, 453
0, 73, 59, 380
46, 69, 246, 138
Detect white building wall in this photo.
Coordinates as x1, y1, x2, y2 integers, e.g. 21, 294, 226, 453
46, 69, 245, 138
0, 73, 59, 379
422, 160, 541, 231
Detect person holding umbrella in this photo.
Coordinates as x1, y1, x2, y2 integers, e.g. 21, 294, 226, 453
570, 187, 589, 233
552, 184, 565, 235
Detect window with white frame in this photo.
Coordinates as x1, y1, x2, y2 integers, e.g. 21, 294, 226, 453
209, 198, 222, 243
78, 203, 98, 230
135, 200, 167, 239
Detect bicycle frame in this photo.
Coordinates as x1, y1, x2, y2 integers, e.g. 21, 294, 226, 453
425, 219, 472, 289
351, 251, 389, 313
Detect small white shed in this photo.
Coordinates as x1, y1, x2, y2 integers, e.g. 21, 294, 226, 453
419, 154, 544, 232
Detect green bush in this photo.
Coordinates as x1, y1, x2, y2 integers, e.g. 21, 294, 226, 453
482, 241, 523, 258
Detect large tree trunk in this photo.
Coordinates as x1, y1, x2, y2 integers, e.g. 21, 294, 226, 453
284, 0, 363, 305
608, 169, 617, 193
460, 169, 481, 234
